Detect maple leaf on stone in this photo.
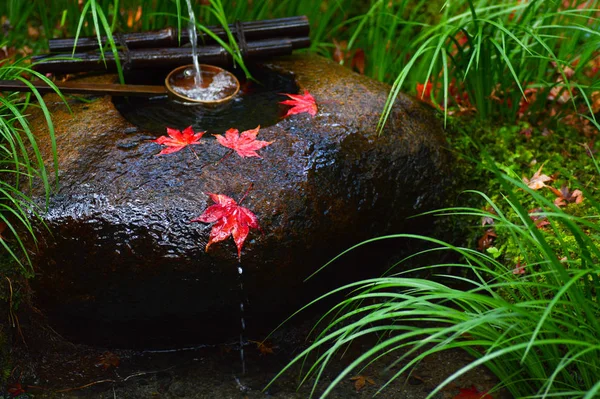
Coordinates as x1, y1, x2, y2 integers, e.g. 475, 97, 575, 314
152, 126, 205, 155
214, 126, 273, 158
453, 385, 494, 399
548, 185, 584, 207
280, 90, 318, 118
349, 375, 375, 392
191, 192, 259, 259
523, 165, 553, 190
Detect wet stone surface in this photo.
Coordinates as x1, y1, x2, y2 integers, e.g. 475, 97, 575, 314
25, 54, 453, 348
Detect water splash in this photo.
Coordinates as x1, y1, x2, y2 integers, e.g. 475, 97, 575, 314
172, 70, 237, 101
185, 0, 202, 87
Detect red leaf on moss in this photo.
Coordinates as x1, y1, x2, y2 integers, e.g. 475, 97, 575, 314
513, 261, 526, 275
280, 90, 318, 117
523, 165, 553, 190
453, 385, 493, 399
548, 185, 584, 207
529, 208, 550, 229
152, 126, 205, 155
191, 193, 259, 259
214, 126, 272, 158
477, 228, 497, 252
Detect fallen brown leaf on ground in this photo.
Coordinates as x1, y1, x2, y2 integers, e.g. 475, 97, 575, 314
523, 165, 552, 190
95, 351, 120, 370
548, 185, 584, 207
349, 375, 375, 392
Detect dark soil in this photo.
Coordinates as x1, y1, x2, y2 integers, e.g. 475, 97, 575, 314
5, 311, 509, 399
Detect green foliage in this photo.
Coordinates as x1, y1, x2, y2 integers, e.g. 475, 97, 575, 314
268, 161, 600, 397
4, 1, 597, 132
378, 0, 600, 131
0, 58, 64, 276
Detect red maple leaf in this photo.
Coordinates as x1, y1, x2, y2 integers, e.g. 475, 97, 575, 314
512, 261, 526, 275
190, 192, 259, 259
280, 90, 318, 117
416, 80, 433, 99
453, 385, 494, 399
152, 126, 205, 155
548, 185, 584, 207
7, 383, 26, 397
214, 126, 272, 158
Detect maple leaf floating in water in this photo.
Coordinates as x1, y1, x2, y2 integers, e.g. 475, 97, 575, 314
214, 126, 273, 158
280, 90, 318, 118
191, 192, 259, 259
152, 126, 205, 155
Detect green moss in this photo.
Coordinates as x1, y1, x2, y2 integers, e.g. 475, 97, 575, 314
443, 116, 600, 282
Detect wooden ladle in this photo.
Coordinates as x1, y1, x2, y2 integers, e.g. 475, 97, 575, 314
0, 64, 240, 104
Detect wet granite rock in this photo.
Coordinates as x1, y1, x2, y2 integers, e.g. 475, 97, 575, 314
26, 54, 452, 348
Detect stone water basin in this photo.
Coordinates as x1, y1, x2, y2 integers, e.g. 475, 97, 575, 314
25, 54, 452, 348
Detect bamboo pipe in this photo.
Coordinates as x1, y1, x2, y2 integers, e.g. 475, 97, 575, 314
48, 16, 310, 53
33, 36, 310, 74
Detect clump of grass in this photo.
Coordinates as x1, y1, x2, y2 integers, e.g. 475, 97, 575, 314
268, 159, 600, 398
0, 58, 64, 276
377, 0, 600, 131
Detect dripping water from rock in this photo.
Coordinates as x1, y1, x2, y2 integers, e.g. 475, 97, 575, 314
237, 263, 247, 376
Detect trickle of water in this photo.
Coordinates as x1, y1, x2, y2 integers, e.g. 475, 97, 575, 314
185, 0, 202, 87
238, 263, 247, 375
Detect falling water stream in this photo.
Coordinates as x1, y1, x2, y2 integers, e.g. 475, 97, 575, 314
237, 263, 247, 376
185, 0, 202, 87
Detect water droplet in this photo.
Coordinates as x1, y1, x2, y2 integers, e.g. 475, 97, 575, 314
237, 266, 243, 275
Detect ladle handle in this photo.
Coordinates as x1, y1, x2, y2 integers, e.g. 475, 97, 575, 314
0, 80, 168, 97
